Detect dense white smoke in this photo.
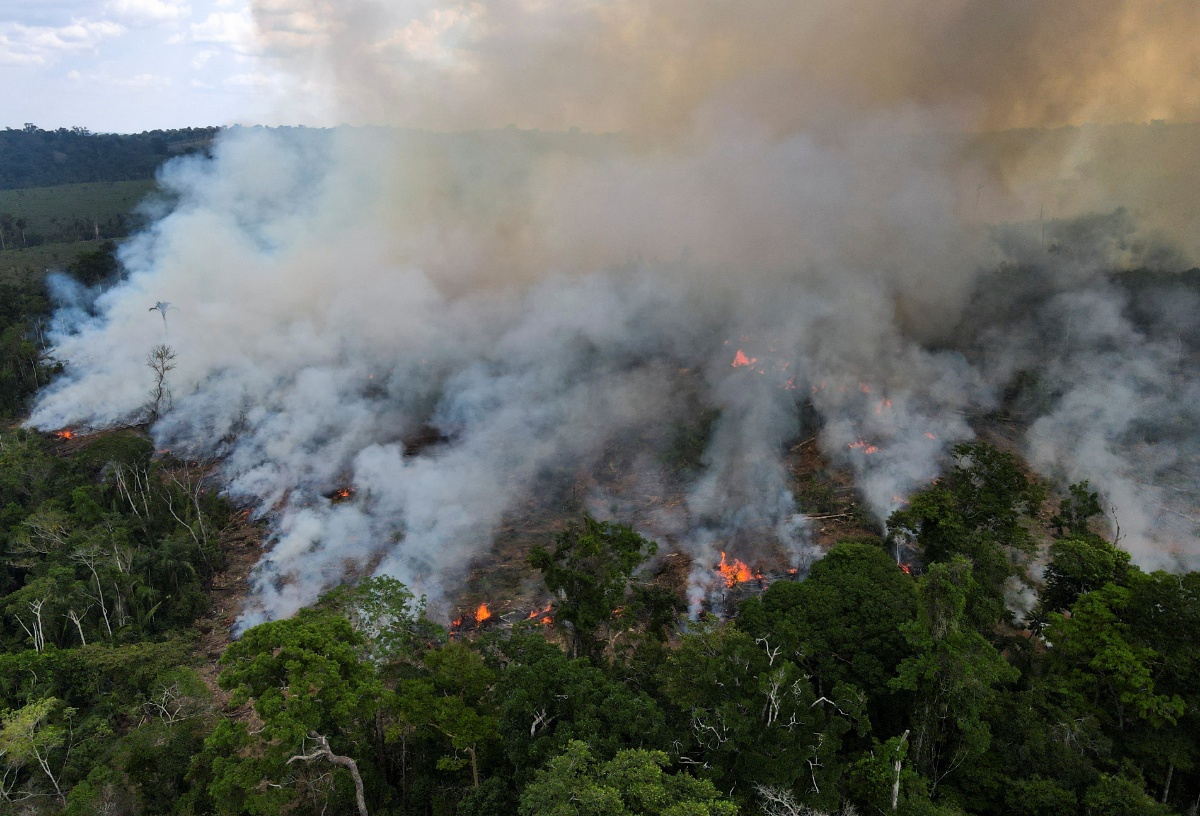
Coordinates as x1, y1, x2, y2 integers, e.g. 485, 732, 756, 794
28, 1, 1200, 622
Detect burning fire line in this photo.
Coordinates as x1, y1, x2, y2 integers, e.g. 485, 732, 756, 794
848, 439, 880, 454
450, 601, 554, 636
54, 429, 74, 440
526, 602, 554, 625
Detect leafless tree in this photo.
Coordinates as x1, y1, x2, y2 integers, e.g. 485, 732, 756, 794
288, 732, 368, 816
753, 784, 858, 816
145, 343, 176, 422
71, 546, 113, 638
65, 607, 89, 646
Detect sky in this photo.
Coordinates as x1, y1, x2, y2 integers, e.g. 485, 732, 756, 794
6, 1, 1200, 136
0, 0, 298, 132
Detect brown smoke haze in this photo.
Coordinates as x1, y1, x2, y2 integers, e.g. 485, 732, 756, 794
29, 0, 1200, 623
252, 0, 1200, 134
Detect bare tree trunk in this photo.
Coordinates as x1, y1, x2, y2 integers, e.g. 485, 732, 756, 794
30, 599, 46, 652
893, 730, 910, 812
66, 609, 87, 646
1163, 762, 1173, 805
288, 732, 368, 816
74, 550, 113, 638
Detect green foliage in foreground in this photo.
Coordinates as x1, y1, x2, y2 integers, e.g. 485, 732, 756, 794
0, 427, 232, 812
3, 436, 1200, 816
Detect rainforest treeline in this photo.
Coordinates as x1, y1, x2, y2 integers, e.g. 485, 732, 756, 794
1, 423, 1198, 816
0, 127, 217, 190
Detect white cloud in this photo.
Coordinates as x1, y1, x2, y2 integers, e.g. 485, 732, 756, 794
224, 70, 282, 88
189, 10, 254, 51
114, 71, 173, 86
106, 0, 192, 25
0, 18, 124, 66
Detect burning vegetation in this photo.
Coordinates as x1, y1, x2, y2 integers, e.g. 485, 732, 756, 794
716, 551, 754, 588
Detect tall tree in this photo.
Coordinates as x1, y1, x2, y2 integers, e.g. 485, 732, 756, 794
531, 515, 658, 660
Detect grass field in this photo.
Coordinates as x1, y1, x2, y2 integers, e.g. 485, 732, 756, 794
0, 179, 163, 282
0, 240, 110, 282
0, 179, 160, 247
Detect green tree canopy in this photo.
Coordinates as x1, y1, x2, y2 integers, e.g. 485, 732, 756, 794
519, 740, 738, 816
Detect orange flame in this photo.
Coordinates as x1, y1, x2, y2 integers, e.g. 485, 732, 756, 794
451, 616, 463, 629
859, 382, 872, 394
718, 551, 754, 588
875, 399, 892, 414
334, 487, 353, 499
898, 563, 912, 575
527, 602, 553, 621
849, 439, 880, 454
55, 429, 74, 440
731, 349, 757, 368
475, 603, 492, 623
924, 432, 937, 440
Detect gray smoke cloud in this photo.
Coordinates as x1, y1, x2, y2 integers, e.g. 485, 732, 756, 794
28, 1, 1200, 623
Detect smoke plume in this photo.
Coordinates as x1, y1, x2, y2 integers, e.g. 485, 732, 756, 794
29, 1, 1200, 622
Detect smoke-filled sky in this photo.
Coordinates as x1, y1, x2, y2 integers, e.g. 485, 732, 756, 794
5, 0, 1200, 132
25, 0, 1200, 623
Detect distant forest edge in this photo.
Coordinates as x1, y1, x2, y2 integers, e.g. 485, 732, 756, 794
0, 125, 219, 190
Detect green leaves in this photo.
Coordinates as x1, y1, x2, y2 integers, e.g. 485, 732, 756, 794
519, 741, 738, 816
219, 608, 379, 740
738, 541, 918, 720
531, 515, 660, 660
1046, 582, 1184, 730
660, 622, 863, 805
0, 696, 74, 802
891, 558, 1019, 787
1042, 535, 1132, 613
321, 575, 444, 665
210, 609, 383, 814
887, 442, 1045, 628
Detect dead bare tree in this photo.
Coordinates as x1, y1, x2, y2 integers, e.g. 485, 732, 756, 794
112, 461, 154, 530
145, 343, 176, 423
753, 784, 858, 816
287, 732, 368, 816
13, 598, 48, 652
71, 547, 113, 639
65, 607, 89, 646
165, 466, 212, 570
141, 680, 209, 725
892, 730, 910, 812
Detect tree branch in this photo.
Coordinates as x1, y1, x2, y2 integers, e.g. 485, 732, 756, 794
287, 732, 367, 816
